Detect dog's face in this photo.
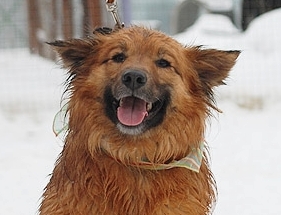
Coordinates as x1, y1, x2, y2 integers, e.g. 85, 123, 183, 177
51, 27, 239, 164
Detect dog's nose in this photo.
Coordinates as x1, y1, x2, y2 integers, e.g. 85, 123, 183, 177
122, 70, 147, 90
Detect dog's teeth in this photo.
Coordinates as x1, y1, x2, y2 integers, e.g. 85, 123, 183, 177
147, 102, 152, 111
120, 98, 124, 106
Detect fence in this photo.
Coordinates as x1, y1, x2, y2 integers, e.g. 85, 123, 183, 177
0, 0, 28, 48
27, 0, 104, 60
0, 0, 281, 113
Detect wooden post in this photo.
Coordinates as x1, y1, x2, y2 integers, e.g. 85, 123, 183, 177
27, 0, 40, 54
27, 0, 57, 60
51, 0, 57, 40
83, 0, 102, 36
28, 0, 103, 60
62, 0, 73, 39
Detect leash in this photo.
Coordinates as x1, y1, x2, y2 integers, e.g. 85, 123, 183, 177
104, 0, 124, 29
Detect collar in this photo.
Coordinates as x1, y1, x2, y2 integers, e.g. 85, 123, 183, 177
102, 142, 204, 173
53, 105, 204, 173
53, 104, 69, 138
129, 142, 204, 173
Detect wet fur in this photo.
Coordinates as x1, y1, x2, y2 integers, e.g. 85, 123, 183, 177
40, 26, 239, 214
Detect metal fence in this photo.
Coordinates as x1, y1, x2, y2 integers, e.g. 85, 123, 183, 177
0, 0, 281, 113
0, 0, 28, 48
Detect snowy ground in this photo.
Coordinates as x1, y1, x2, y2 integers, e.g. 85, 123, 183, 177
1, 9, 281, 215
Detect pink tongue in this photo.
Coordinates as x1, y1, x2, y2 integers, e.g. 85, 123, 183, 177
117, 97, 148, 126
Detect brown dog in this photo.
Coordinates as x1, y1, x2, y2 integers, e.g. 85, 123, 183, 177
40, 26, 239, 215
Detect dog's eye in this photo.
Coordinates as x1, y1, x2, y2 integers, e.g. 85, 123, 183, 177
112, 53, 126, 63
155, 59, 171, 68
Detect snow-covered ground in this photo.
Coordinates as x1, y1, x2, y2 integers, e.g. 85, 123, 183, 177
1, 9, 281, 215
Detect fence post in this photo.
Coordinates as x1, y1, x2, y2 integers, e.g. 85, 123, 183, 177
27, 0, 40, 54
83, 0, 102, 36
63, 0, 73, 39
28, 0, 103, 60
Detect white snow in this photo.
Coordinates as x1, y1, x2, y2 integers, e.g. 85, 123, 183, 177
1, 9, 281, 215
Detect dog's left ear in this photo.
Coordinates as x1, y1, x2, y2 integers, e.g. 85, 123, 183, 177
188, 47, 240, 87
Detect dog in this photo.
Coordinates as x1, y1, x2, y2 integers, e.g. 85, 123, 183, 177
39, 26, 239, 215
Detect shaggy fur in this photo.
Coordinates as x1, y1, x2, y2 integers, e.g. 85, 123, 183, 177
39, 26, 239, 215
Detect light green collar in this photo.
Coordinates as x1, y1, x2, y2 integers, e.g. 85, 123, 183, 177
53, 105, 203, 173
129, 143, 204, 173
53, 104, 69, 138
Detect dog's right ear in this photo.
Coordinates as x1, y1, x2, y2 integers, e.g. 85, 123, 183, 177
47, 39, 96, 69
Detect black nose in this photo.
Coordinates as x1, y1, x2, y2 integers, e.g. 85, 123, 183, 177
122, 70, 147, 90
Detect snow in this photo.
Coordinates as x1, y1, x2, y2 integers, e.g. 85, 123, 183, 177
1, 9, 281, 215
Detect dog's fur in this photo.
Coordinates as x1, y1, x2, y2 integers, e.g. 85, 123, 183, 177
40, 26, 239, 215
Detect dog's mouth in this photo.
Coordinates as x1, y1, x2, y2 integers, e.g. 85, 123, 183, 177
105, 88, 170, 135
117, 96, 162, 126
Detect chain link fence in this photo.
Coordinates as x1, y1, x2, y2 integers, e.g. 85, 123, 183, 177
0, 0, 28, 48
0, 0, 281, 113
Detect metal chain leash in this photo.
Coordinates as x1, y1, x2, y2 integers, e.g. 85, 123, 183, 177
105, 0, 124, 29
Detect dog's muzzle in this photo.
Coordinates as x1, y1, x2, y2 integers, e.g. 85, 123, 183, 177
104, 69, 170, 135
116, 70, 149, 126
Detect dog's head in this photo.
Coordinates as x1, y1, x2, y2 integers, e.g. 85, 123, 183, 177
50, 26, 239, 164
